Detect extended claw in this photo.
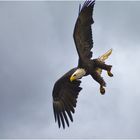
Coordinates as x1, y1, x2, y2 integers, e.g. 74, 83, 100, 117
100, 86, 105, 95
107, 71, 113, 77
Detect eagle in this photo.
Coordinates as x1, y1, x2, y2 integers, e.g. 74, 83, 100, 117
52, 0, 113, 129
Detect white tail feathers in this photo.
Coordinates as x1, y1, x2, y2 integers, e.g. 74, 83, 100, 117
96, 49, 112, 75
99, 49, 112, 62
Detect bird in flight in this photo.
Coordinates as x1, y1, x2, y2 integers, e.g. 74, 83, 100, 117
52, 0, 113, 129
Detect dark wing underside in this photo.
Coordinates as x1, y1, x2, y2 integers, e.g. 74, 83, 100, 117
52, 69, 82, 129
73, 0, 95, 67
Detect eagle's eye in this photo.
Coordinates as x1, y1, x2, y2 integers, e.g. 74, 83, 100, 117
73, 74, 76, 77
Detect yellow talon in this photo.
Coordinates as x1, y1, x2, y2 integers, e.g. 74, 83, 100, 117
100, 86, 105, 95
107, 71, 113, 77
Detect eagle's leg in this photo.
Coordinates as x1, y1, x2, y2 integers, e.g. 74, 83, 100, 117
91, 72, 106, 95
93, 59, 113, 77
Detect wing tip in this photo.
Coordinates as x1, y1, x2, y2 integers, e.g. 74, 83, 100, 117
79, 4, 81, 14
82, 0, 95, 9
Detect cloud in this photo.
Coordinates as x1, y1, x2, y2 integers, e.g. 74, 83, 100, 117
0, 1, 140, 138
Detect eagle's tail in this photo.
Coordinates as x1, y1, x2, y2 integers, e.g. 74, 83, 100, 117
96, 49, 113, 75
99, 49, 112, 62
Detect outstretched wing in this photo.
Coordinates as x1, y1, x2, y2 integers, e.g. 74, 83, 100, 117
73, 0, 95, 66
52, 69, 82, 129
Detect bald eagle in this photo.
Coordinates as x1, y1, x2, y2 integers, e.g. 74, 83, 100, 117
52, 0, 113, 129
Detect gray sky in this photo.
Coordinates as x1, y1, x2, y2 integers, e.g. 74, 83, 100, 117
0, 1, 140, 139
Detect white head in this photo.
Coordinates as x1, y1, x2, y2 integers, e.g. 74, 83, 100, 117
70, 68, 86, 82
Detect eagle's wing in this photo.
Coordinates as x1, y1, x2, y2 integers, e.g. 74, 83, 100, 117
52, 69, 82, 129
73, 0, 95, 66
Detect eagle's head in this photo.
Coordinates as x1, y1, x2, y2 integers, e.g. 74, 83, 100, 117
70, 68, 86, 82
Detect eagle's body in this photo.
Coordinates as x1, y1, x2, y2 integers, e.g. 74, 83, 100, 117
52, 0, 113, 129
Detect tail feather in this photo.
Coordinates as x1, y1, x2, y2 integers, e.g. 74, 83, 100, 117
96, 49, 112, 75
99, 49, 112, 62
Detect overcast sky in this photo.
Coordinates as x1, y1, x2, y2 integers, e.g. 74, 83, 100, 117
0, 1, 140, 139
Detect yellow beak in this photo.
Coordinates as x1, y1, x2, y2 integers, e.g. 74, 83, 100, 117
70, 75, 75, 82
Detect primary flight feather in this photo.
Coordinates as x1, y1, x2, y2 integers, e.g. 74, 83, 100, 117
52, 0, 113, 129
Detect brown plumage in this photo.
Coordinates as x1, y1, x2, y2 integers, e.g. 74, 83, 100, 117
73, 0, 95, 67
53, 68, 82, 128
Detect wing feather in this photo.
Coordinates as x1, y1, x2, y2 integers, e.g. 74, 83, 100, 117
73, 0, 95, 66
60, 113, 65, 129
52, 69, 82, 128
62, 111, 69, 127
